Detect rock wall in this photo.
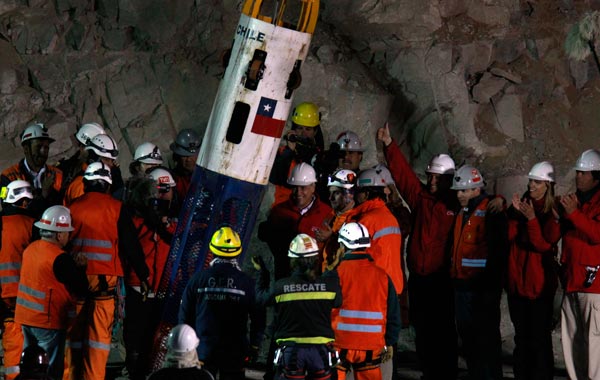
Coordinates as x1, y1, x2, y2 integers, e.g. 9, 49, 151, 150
1, 0, 599, 198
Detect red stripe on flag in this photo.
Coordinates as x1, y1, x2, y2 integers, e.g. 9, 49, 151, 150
251, 115, 286, 138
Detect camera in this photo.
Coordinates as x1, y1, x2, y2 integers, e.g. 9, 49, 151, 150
286, 134, 313, 146
584, 265, 600, 288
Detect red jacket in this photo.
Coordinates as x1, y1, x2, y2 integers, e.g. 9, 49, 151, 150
0, 214, 35, 299
451, 198, 489, 280
126, 216, 173, 294
258, 197, 332, 279
384, 141, 457, 275
347, 199, 404, 294
561, 188, 600, 293
507, 198, 560, 299
15, 240, 74, 329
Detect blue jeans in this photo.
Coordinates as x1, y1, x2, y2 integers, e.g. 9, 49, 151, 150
22, 324, 66, 380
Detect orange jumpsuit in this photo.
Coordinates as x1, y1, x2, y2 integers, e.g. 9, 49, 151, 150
347, 198, 404, 294
0, 213, 34, 379
332, 252, 401, 380
67, 191, 149, 380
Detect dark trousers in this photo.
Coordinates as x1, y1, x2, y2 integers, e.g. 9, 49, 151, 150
454, 286, 503, 380
507, 293, 554, 380
204, 350, 246, 380
124, 287, 164, 380
408, 272, 458, 380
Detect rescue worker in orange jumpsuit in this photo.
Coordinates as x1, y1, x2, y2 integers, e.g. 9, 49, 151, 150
254, 234, 342, 380
14, 205, 88, 380
170, 128, 201, 209
124, 167, 177, 380
450, 165, 508, 380
328, 222, 401, 380
1, 124, 64, 218
56, 122, 106, 192
0, 181, 36, 379
346, 168, 403, 380
313, 169, 357, 271
67, 161, 150, 380
347, 168, 403, 294
269, 102, 325, 207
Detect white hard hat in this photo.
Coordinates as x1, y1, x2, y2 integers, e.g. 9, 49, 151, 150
357, 168, 387, 188
20, 123, 55, 145
451, 165, 485, 190
336, 131, 363, 152
75, 123, 106, 145
528, 161, 555, 182
148, 167, 176, 187
85, 134, 119, 159
84, 162, 112, 184
426, 154, 455, 175
167, 324, 199, 353
372, 163, 394, 186
574, 149, 600, 172
338, 222, 371, 250
3, 180, 33, 204
287, 163, 317, 186
34, 206, 74, 232
134, 142, 163, 164
327, 169, 356, 189
288, 233, 320, 258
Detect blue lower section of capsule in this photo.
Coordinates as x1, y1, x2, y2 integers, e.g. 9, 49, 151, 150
157, 165, 265, 322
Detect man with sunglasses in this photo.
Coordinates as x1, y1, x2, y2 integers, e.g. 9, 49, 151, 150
1, 124, 64, 218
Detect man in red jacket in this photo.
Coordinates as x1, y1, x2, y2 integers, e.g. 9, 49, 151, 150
559, 149, 600, 380
258, 163, 331, 280
377, 124, 458, 380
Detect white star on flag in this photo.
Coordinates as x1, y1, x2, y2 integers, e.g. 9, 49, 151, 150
263, 104, 272, 112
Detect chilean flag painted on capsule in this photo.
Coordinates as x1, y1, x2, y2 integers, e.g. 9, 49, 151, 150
251, 96, 286, 138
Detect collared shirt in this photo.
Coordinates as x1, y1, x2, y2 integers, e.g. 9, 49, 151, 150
22, 159, 46, 189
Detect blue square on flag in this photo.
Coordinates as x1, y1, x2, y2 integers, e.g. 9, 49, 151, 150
252, 97, 286, 138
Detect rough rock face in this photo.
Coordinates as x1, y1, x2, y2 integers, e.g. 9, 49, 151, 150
2, 0, 597, 369
1, 0, 599, 196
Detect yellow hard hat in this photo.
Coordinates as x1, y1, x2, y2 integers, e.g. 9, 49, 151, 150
291, 102, 320, 127
209, 226, 242, 257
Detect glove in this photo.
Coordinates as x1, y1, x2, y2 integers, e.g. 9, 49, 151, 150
380, 346, 394, 363
251, 255, 266, 271
140, 280, 150, 302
